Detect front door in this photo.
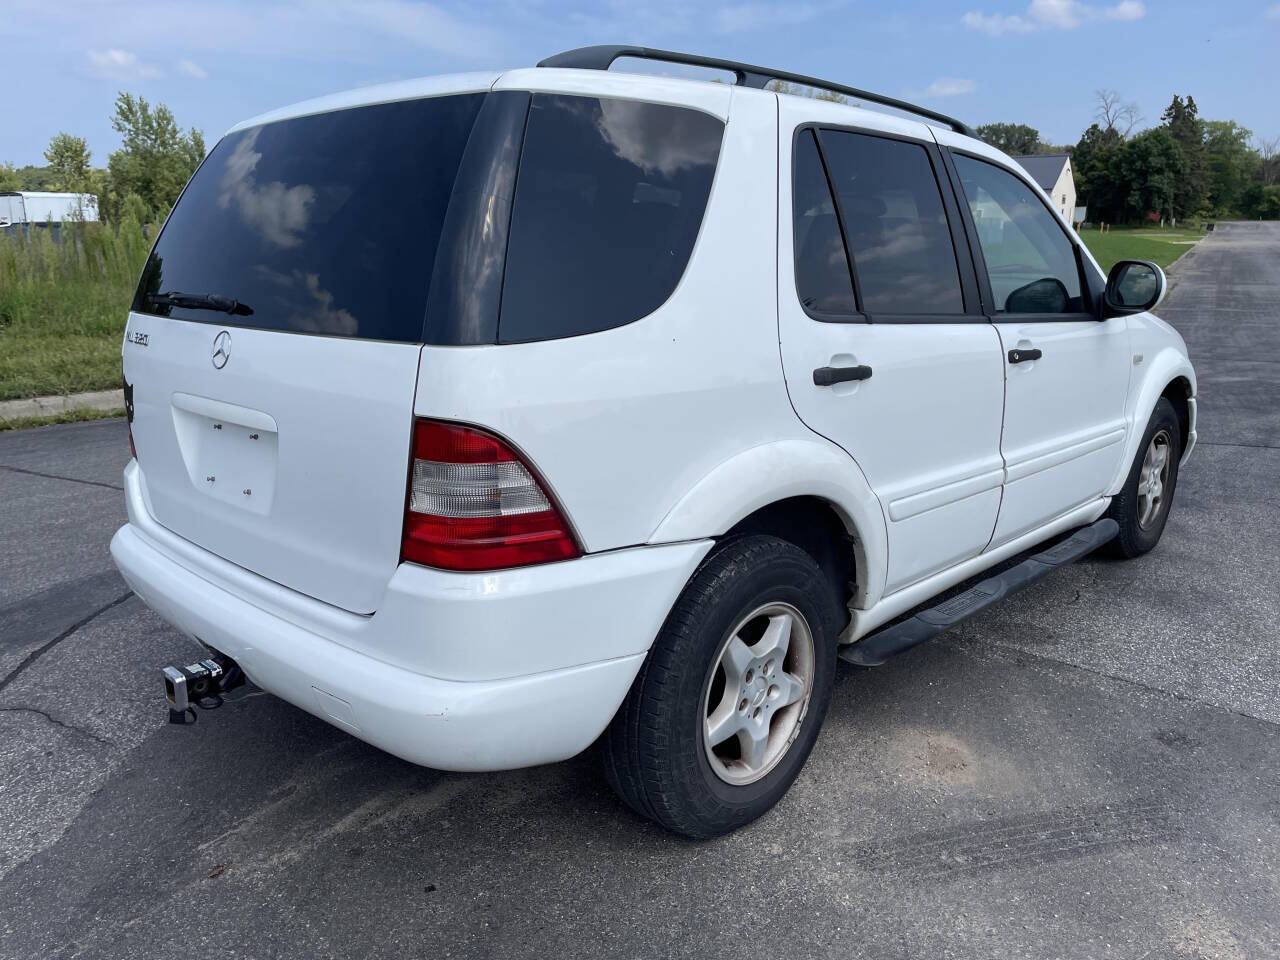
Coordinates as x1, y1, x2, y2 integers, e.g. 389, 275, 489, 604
948, 151, 1131, 545
778, 104, 1006, 596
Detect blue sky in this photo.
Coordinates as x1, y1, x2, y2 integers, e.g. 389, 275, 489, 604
2, 0, 1277, 167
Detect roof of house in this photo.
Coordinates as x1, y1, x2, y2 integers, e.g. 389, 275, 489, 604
1012, 153, 1071, 191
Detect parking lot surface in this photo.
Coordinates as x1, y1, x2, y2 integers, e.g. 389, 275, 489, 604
2, 222, 1278, 959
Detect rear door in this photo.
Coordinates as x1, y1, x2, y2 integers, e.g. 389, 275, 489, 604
945, 150, 1131, 545
124, 87, 493, 613
777, 101, 1006, 595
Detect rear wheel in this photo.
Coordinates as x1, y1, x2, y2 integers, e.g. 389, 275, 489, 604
600, 536, 840, 839
1104, 398, 1182, 559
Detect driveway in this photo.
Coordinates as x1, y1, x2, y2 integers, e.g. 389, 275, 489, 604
2, 222, 1278, 959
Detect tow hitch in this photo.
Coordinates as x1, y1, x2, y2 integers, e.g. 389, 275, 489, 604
162, 653, 245, 724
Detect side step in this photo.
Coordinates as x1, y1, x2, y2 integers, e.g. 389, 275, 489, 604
838, 518, 1118, 668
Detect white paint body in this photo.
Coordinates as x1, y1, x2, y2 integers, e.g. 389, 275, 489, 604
111, 68, 1196, 771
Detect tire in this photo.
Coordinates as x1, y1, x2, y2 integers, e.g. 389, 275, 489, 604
1104, 397, 1182, 559
599, 535, 840, 839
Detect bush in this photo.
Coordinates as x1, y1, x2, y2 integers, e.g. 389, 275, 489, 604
0, 218, 154, 400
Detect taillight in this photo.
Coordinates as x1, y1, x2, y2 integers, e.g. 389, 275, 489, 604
400, 419, 580, 571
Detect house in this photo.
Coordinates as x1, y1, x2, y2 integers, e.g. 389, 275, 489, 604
1012, 154, 1076, 224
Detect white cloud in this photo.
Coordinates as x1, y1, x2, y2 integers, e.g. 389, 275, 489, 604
925, 77, 977, 97
963, 0, 1144, 34
715, 3, 827, 32
52, 1, 508, 69
1266, 3, 1280, 19
87, 48, 161, 80
178, 59, 208, 79
219, 130, 315, 248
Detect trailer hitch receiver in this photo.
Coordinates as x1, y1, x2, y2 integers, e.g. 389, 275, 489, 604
162, 653, 245, 723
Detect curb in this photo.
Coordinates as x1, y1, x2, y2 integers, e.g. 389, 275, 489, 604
0, 389, 124, 423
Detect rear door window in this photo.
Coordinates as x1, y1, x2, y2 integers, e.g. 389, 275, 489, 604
133, 94, 485, 342
792, 130, 857, 317
498, 94, 724, 343
818, 130, 965, 318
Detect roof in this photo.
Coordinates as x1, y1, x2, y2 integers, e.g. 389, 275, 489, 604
1012, 154, 1070, 191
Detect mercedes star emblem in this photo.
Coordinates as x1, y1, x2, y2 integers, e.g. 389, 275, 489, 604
211, 330, 232, 369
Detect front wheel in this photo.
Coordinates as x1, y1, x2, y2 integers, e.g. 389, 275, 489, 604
599, 536, 840, 839
1104, 397, 1182, 559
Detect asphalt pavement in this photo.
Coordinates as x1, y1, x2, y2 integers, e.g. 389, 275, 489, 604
1, 222, 1278, 959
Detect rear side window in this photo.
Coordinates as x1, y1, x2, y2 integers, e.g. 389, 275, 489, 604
952, 154, 1084, 314
792, 130, 857, 316
133, 95, 485, 341
819, 130, 965, 316
498, 94, 723, 343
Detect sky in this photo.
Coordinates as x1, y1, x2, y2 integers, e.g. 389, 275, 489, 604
2, 0, 1277, 167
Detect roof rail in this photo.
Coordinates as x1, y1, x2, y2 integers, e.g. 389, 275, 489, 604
536, 45, 980, 139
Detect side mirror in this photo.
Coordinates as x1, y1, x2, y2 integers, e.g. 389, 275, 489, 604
1103, 259, 1165, 317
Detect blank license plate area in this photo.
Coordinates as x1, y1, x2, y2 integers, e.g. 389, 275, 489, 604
171, 393, 278, 515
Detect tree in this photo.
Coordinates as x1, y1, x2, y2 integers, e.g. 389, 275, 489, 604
1203, 120, 1259, 216
106, 92, 205, 220
976, 122, 1042, 155
1257, 136, 1279, 186
43, 133, 92, 192
1072, 123, 1125, 221
1161, 94, 1206, 219
1095, 89, 1142, 137
0, 162, 20, 192
1118, 128, 1184, 222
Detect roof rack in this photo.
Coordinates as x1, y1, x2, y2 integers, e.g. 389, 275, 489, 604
536, 45, 980, 139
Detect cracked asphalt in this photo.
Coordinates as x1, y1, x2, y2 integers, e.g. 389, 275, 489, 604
1, 222, 1278, 959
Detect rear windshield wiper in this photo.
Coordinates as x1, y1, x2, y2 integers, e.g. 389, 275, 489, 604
146, 291, 254, 316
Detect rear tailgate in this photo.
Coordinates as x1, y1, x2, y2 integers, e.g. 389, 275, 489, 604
123, 84, 495, 613
124, 317, 419, 614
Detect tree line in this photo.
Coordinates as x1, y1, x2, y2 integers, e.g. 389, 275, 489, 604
0, 93, 204, 226
979, 91, 1279, 223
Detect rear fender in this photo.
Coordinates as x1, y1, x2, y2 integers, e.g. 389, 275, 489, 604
648, 439, 889, 609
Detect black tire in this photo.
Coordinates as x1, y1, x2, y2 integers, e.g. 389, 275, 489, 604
1104, 397, 1182, 559
599, 535, 840, 839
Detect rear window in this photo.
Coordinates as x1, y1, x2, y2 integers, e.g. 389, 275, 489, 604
497, 94, 724, 343
818, 130, 965, 317
133, 94, 485, 342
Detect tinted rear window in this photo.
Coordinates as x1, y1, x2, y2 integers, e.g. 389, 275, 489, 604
498, 94, 723, 343
133, 94, 485, 342
818, 130, 964, 316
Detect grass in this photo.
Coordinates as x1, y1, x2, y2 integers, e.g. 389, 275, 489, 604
0, 218, 153, 401
1079, 225, 1205, 274
0, 406, 126, 432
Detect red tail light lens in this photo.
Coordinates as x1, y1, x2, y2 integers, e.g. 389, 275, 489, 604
400, 420, 580, 571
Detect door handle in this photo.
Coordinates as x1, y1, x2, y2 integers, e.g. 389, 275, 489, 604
813, 364, 873, 386
1008, 348, 1042, 364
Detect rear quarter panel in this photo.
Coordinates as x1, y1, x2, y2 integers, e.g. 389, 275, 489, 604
414, 86, 809, 554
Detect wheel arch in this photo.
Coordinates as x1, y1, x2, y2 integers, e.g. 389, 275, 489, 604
1107, 350, 1197, 496
648, 439, 889, 610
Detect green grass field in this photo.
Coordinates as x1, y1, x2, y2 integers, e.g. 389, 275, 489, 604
0, 220, 152, 401
1079, 225, 1204, 273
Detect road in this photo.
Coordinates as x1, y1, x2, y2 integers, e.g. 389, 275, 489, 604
2, 222, 1278, 960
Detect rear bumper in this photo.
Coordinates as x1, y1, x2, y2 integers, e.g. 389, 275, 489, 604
111, 461, 710, 770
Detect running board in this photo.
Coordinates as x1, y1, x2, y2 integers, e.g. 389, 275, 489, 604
838, 518, 1118, 668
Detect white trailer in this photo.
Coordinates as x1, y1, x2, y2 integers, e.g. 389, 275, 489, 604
0, 191, 99, 226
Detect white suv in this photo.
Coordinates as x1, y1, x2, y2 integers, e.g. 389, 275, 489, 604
111, 47, 1197, 838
